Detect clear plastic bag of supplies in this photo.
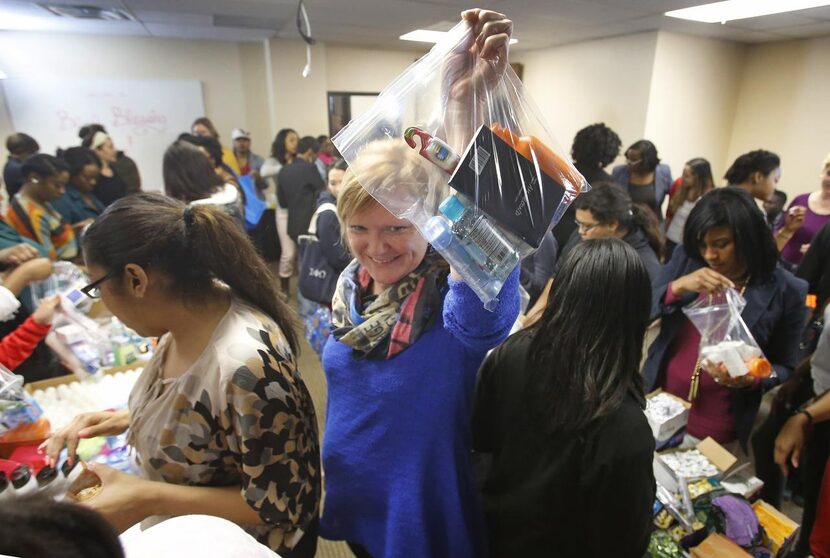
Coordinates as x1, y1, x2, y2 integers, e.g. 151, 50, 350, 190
683, 288, 772, 380
0, 365, 43, 436
332, 18, 587, 310
30, 261, 93, 313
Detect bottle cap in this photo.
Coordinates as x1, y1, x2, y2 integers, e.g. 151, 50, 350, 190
439, 195, 465, 222
11, 466, 31, 488
37, 465, 57, 485
423, 216, 452, 250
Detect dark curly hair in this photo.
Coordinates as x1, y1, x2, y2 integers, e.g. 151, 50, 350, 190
570, 123, 622, 170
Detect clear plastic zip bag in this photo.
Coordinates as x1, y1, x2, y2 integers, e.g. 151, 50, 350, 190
332, 18, 587, 309
683, 289, 772, 380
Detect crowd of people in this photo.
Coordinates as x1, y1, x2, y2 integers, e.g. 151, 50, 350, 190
1, 7, 829, 558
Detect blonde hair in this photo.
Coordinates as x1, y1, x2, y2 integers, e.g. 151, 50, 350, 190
823, 152, 830, 170
336, 138, 448, 246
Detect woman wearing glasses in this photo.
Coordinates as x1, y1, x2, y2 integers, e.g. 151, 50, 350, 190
524, 183, 662, 325
572, 182, 663, 284
41, 193, 321, 558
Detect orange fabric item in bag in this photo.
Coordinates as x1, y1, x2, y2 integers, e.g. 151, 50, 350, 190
490, 123, 584, 192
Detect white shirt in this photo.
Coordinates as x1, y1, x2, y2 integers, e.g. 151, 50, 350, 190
0, 286, 21, 321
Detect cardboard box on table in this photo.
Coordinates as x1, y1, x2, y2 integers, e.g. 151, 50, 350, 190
646, 389, 691, 443
654, 437, 738, 492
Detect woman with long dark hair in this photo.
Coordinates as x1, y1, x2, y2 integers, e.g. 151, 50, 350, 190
42, 193, 320, 558
665, 157, 715, 258
643, 188, 807, 450
163, 141, 244, 226
262, 129, 300, 296
473, 238, 655, 557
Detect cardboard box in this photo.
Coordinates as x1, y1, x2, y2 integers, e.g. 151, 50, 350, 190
654, 437, 738, 493
691, 533, 752, 558
24, 364, 141, 393
646, 389, 691, 442
753, 500, 800, 557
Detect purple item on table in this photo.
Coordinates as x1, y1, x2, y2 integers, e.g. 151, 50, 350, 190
712, 494, 760, 547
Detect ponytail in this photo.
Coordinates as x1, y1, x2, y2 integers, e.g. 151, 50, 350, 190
631, 203, 665, 262
185, 204, 298, 352
82, 193, 298, 353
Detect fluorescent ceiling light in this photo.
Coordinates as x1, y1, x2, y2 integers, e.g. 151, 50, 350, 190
400, 29, 517, 45
666, 0, 830, 23
0, 9, 52, 31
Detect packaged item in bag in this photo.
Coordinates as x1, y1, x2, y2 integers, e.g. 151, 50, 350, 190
30, 261, 92, 313
333, 18, 587, 309
0, 365, 44, 435
683, 289, 772, 380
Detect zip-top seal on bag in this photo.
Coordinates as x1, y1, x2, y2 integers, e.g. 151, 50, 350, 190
333, 15, 588, 309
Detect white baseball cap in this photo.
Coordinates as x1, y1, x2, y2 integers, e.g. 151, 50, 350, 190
231, 128, 251, 140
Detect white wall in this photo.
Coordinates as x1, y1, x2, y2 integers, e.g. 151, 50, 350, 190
0, 31, 249, 190
514, 32, 659, 165
644, 32, 746, 183
728, 36, 830, 199
2, 29, 828, 200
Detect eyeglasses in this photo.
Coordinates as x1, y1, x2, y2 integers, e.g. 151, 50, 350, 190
80, 271, 116, 299
574, 219, 601, 234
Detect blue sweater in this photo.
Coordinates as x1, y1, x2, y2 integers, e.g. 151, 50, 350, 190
320, 269, 520, 558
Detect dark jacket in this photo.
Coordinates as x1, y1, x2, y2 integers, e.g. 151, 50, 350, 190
473, 330, 655, 558
277, 159, 325, 241
94, 171, 128, 207
643, 247, 808, 447
111, 152, 141, 195
519, 231, 558, 308
314, 192, 352, 274
51, 184, 104, 225
797, 220, 830, 315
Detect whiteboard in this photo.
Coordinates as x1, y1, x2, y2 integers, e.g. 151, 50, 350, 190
2, 79, 205, 192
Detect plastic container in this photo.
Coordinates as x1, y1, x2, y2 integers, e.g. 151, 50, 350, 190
423, 216, 502, 308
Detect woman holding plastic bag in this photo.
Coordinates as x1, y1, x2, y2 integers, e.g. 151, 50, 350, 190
643, 188, 807, 451
319, 10, 523, 558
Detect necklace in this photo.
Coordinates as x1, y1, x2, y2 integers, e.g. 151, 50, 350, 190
687, 278, 750, 402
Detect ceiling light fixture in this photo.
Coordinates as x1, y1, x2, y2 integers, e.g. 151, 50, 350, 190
665, 0, 830, 23
400, 29, 517, 45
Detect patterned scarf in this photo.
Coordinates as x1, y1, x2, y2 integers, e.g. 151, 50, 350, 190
331, 251, 449, 359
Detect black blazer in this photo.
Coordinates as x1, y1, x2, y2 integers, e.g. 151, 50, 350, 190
642, 247, 808, 446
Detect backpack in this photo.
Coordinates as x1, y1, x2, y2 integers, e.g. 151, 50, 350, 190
297, 202, 339, 305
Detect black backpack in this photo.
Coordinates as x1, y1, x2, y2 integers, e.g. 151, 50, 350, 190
297, 202, 340, 305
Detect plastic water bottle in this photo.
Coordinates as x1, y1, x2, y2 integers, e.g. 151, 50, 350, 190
423, 215, 502, 310
438, 194, 520, 276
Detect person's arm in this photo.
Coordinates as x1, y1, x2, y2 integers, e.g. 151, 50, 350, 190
524, 234, 557, 303
2, 257, 52, 296
775, 203, 806, 251
443, 265, 520, 352
317, 211, 353, 272
0, 301, 55, 370
775, 390, 830, 476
